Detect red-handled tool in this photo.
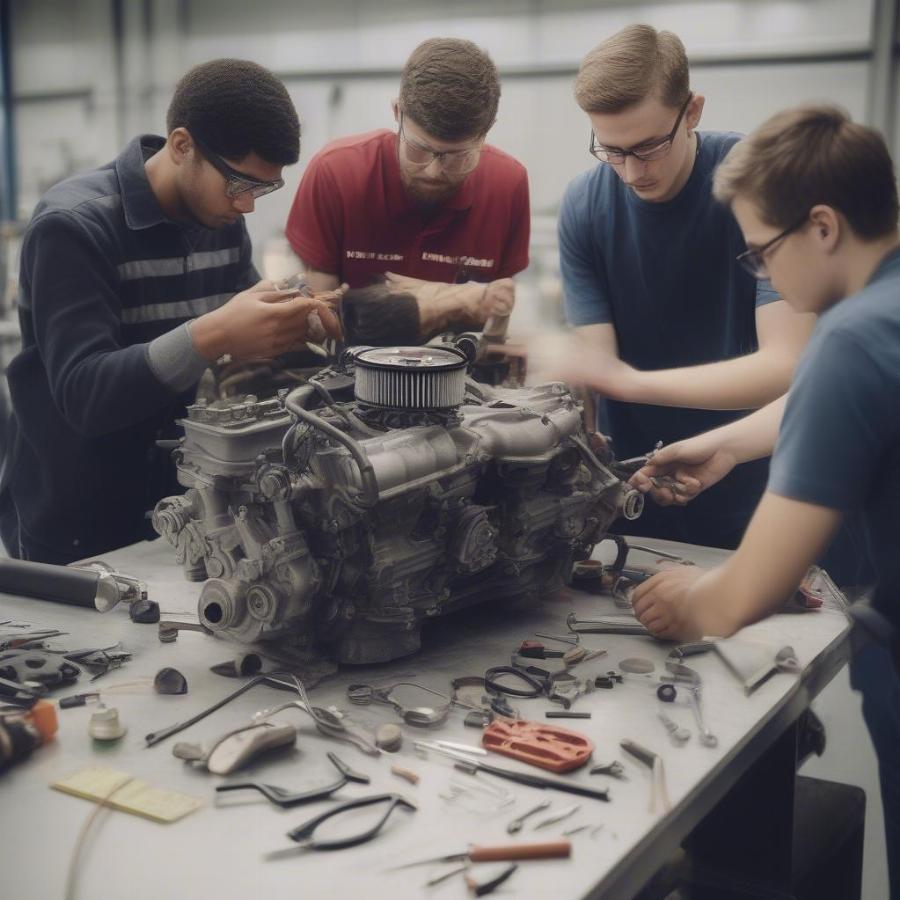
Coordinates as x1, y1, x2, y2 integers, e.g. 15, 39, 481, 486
390, 839, 571, 870
483, 719, 594, 773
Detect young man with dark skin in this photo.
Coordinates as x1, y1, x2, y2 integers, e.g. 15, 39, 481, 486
535, 25, 812, 551
285, 38, 528, 342
0, 58, 339, 565
630, 106, 900, 898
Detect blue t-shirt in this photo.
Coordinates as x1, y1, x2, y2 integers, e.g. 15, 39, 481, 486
559, 131, 778, 540
769, 247, 900, 582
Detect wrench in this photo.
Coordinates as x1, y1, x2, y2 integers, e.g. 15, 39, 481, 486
687, 687, 718, 748
506, 800, 551, 834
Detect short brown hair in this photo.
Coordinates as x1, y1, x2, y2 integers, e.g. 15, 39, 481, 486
399, 38, 500, 140
714, 105, 899, 239
575, 24, 690, 114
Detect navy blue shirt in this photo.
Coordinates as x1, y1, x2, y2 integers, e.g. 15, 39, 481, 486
560, 131, 778, 545
769, 246, 900, 582
2, 135, 257, 563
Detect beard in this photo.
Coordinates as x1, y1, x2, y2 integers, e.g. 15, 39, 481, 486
400, 169, 463, 207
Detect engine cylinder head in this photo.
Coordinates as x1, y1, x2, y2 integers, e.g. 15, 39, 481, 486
353, 346, 467, 410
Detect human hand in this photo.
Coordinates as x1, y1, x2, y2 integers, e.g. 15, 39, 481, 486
525, 332, 635, 394
631, 566, 707, 641
629, 435, 737, 507
480, 278, 516, 318
193, 281, 342, 361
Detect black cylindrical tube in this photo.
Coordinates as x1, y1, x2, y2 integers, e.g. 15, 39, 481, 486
0, 558, 99, 608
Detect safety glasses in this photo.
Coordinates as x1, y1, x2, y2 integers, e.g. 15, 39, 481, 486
192, 134, 284, 199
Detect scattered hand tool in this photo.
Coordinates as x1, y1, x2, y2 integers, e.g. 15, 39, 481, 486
589, 760, 627, 780
506, 800, 551, 834
546, 711, 591, 719
534, 632, 579, 647
482, 719, 594, 773
465, 863, 518, 897
269, 793, 417, 855
414, 741, 610, 801
533, 803, 580, 830
391, 839, 571, 870
347, 681, 452, 726
518, 640, 564, 659
216, 751, 369, 806
621, 739, 671, 814
567, 612, 650, 636
658, 712, 691, 746
158, 620, 213, 643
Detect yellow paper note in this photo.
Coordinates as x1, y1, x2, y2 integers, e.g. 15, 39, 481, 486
52, 766, 203, 823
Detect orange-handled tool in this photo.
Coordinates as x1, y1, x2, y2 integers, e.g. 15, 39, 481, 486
390, 839, 571, 869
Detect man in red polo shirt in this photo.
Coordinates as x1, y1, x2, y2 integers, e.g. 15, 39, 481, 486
285, 38, 530, 341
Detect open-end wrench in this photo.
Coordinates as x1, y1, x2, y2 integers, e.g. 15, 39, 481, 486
687, 687, 718, 748
506, 800, 551, 834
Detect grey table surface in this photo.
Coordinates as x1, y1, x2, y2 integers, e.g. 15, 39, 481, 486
0, 537, 852, 900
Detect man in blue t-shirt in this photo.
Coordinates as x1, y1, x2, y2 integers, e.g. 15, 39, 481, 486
540, 25, 812, 549
631, 105, 900, 899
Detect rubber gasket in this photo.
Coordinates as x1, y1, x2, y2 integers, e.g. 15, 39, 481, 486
484, 666, 544, 698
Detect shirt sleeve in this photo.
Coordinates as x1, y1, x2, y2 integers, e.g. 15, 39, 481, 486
22, 211, 179, 438
235, 220, 260, 290
768, 330, 896, 510
284, 155, 343, 275
558, 178, 611, 326
496, 169, 531, 278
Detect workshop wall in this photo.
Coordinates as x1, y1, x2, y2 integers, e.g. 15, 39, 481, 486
4, 0, 880, 292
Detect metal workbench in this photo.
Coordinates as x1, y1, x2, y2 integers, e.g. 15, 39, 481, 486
0, 537, 852, 900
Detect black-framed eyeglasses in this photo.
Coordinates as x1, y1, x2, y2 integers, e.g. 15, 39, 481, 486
590, 93, 693, 164
398, 113, 482, 176
192, 135, 284, 200
736, 214, 809, 279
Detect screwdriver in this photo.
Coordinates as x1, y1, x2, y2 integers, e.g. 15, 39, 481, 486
390, 839, 571, 870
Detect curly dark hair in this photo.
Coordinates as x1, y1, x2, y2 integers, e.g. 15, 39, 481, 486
166, 58, 300, 164
399, 38, 499, 140
341, 284, 420, 346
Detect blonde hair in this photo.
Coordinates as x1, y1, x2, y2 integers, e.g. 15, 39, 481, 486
574, 24, 690, 114
714, 105, 898, 239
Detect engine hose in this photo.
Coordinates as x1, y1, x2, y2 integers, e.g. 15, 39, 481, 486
283, 385, 379, 509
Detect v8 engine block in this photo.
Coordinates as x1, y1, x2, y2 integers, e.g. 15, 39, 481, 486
153, 347, 643, 664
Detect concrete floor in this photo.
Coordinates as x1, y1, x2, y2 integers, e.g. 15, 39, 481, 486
803, 666, 888, 900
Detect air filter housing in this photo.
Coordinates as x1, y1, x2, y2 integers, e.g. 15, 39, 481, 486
354, 347, 467, 410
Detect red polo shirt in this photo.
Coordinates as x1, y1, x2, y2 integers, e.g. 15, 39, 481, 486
285, 130, 530, 287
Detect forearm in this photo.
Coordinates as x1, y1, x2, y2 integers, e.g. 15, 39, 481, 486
610, 349, 796, 410
691, 493, 840, 636
412, 281, 485, 336
701, 394, 787, 465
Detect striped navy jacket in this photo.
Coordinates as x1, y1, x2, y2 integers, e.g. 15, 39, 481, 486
2, 134, 258, 563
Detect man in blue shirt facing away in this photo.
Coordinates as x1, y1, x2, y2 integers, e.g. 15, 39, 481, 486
0, 59, 339, 565
541, 25, 811, 550
632, 105, 900, 898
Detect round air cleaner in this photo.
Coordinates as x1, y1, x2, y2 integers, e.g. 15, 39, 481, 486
353, 346, 468, 410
